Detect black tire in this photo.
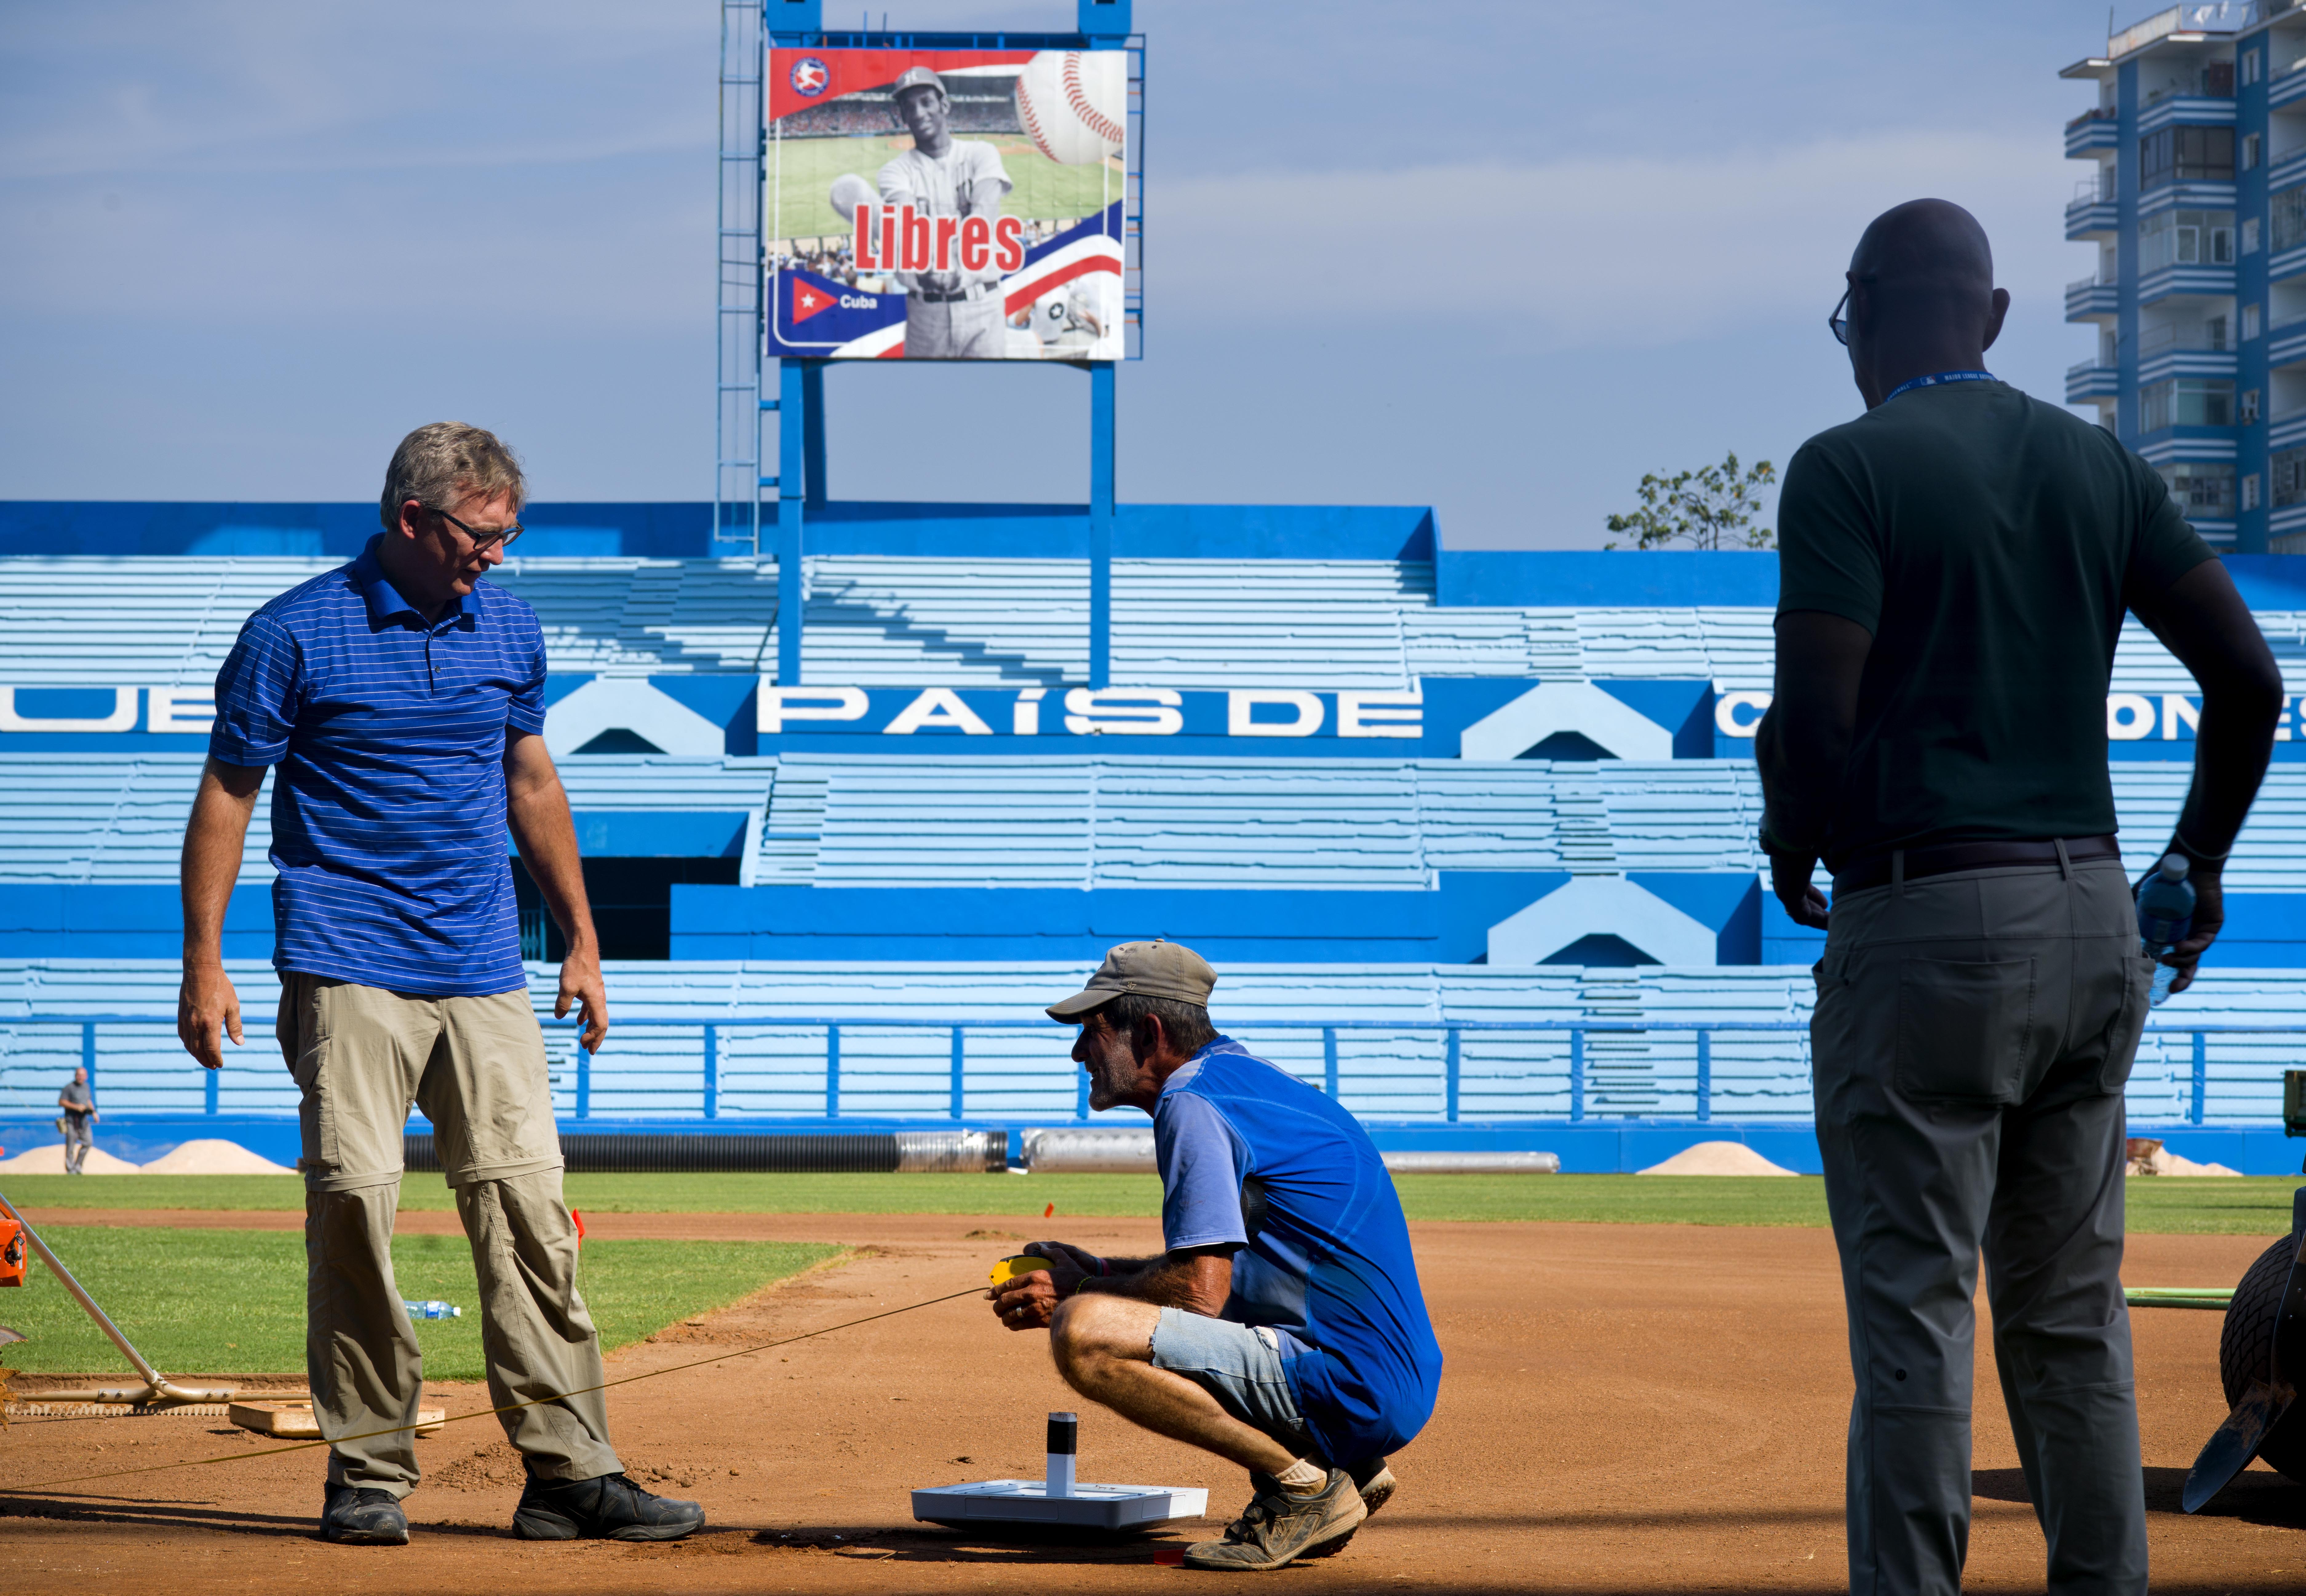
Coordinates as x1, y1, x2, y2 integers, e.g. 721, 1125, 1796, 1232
2217, 1234, 2306, 1483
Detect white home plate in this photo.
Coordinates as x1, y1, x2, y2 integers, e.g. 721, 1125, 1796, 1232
911, 1478, 1208, 1531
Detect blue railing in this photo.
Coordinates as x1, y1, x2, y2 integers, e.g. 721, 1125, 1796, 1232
3, 1014, 2302, 1127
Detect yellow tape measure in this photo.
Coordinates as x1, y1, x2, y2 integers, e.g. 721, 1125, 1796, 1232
989, 1254, 1052, 1286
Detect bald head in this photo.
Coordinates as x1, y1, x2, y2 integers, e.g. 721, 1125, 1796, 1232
1840, 199, 2008, 409
1853, 199, 1994, 306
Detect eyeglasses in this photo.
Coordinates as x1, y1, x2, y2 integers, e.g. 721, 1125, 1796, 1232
426, 505, 524, 552
1829, 287, 1851, 347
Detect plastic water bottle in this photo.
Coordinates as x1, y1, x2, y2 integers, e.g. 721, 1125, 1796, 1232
2137, 853, 2196, 1009
404, 1299, 462, 1319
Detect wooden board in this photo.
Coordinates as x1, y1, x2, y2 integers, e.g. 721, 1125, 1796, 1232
229, 1400, 443, 1439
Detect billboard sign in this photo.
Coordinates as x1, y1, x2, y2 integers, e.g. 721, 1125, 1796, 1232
765, 47, 1128, 361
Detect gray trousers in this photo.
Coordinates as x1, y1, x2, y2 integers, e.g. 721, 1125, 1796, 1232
62, 1114, 93, 1174
1811, 856, 2152, 1596
283, 973, 620, 1498
904, 287, 1004, 357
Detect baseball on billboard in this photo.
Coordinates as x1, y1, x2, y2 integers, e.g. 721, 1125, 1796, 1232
766, 47, 1129, 361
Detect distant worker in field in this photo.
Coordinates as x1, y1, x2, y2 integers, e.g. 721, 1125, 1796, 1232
174, 423, 704, 1550
56, 1066, 97, 1176
1760, 199, 2281, 1595
879, 65, 1011, 357
991, 941, 1442, 1571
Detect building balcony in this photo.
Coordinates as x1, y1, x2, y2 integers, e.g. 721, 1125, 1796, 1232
2272, 241, 2306, 285
2269, 406, 2306, 449
2271, 56, 2306, 111
2066, 107, 2121, 157
2138, 347, 2239, 384
2267, 145, 2306, 192
2271, 317, 2306, 368
2137, 94, 2237, 137
2137, 179, 2236, 207
2067, 276, 2121, 320
2066, 175, 2120, 239
2138, 263, 2238, 306
2066, 361, 2122, 403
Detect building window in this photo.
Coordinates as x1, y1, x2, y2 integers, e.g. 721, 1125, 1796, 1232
2245, 216, 2264, 254
2244, 48, 2265, 88
2244, 387, 2263, 424
2245, 302, 2264, 340
2161, 463, 2237, 518
2244, 472, 2263, 511
2139, 378, 2236, 430
2246, 132, 2264, 170
2276, 188, 2306, 252
2275, 447, 2306, 506
2138, 208, 2235, 271
2140, 125, 2235, 187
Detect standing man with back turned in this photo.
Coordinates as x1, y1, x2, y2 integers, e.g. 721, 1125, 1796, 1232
174, 423, 704, 1548
1760, 200, 2282, 1595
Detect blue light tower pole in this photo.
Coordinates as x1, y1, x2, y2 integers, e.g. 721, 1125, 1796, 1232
754, 0, 1134, 686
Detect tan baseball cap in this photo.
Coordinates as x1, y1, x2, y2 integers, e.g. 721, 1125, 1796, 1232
1045, 940, 1217, 1021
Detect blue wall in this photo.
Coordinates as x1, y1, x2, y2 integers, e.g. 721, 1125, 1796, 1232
0, 500, 1434, 563
671, 874, 1759, 964
0, 874, 1766, 964
3, 1113, 2298, 1175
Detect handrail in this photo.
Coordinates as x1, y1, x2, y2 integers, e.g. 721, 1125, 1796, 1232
4, 1015, 2298, 1129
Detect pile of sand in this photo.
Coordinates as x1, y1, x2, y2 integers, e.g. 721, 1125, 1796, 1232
1638, 1141, 1800, 1177
138, 1139, 294, 1175
0, 1145, 145, 1174
2129, 1146, 2242, 1178
0, 1138, 293, 1175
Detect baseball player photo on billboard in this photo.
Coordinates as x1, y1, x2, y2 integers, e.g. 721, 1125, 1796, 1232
766, 47, 1128, 361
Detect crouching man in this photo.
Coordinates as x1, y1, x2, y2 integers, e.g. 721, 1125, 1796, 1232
991, 941, 1443, 1571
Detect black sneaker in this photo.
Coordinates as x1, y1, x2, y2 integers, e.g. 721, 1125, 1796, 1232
512, 1471, 705, 1542
321, 1482, 408, 1546
1183, 1468, 1365, 1571
1300, 1457, 1394, 1558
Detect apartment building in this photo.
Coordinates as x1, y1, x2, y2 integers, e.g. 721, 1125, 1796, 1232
2059, 2, 2306, 550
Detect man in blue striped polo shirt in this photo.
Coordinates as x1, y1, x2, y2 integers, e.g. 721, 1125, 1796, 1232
175, 423, 703, 1547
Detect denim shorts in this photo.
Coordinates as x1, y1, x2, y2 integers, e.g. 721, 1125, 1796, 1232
1148, 1307, 1316, 1456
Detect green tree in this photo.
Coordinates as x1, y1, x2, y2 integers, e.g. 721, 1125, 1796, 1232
1604, 452, 1778, 550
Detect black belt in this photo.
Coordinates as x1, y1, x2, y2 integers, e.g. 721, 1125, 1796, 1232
916, 283, 991, 304
1831, 835, 2121, 897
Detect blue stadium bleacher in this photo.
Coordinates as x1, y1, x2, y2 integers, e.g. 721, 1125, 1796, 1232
4, 501, 2306, 1171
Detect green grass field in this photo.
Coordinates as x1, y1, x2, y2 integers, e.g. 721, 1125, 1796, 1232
6, 1172, 2300, 1234
0, 1227, 841, 1380
765, 132, 1121, 246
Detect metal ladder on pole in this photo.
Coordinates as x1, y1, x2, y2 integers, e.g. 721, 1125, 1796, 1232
714, 0, 768, 557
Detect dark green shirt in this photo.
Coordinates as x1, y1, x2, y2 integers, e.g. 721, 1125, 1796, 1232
1776, 378, 2214, 869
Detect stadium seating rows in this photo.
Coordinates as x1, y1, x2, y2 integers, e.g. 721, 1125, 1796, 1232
0, 959, 2292, 1128
6, 554, 2301, 690
6, 752, 2302, 891
8, 547, 2306, 1139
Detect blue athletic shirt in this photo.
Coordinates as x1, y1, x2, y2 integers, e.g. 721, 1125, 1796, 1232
1155, 1037, 1443, 1463
208, 536, 548, 997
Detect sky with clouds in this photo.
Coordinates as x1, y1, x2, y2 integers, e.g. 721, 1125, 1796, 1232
0, 1, 2129, 546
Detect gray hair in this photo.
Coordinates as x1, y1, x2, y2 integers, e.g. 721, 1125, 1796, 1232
1088, 993, 1218, 1059
379, 422, 527, 532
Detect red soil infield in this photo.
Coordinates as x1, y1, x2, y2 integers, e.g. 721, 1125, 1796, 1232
2, 1214, 2302, 1593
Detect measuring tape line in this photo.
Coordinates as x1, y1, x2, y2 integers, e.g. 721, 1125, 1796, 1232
4, 1283, 988, 1499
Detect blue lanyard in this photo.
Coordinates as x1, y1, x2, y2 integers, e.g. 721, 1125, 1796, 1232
1883, 369, 1997, 404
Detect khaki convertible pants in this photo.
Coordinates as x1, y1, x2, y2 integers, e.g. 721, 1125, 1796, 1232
1811, 858, 2152, 1596
280, 973, 620, 1497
